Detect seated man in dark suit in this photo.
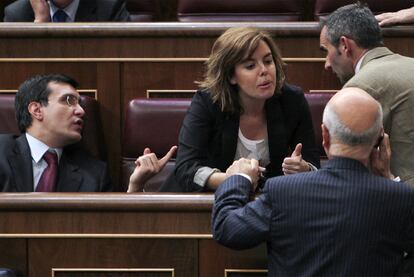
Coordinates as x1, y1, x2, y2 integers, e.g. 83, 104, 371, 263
4, 0, 130, 22
212, 87, 414, 276
0, 74, 112, 192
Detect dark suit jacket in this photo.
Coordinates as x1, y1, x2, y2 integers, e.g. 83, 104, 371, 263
160, 83, 320, 192
4, 0, 130, 22
0, 134, 111, 192
213, 157, 414, 276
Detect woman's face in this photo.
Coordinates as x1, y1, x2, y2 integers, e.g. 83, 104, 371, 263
231, 40, 276, 104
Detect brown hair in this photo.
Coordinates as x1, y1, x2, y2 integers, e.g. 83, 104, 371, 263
198, 27, 285, 114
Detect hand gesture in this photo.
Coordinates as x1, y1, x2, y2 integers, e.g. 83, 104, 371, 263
226, 158, 264, 191
127, 146, 177, 192
282, 143, 310, 175
30, 0, 51, 22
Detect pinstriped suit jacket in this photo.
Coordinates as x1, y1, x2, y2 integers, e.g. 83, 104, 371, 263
212, 157, 414, 276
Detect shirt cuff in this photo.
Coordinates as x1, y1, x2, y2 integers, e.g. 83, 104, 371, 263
235, 173, 252, 184
194, 167, 220, 187
308, 162, 318, 171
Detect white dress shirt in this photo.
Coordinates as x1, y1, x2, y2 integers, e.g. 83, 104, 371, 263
25, 133, 62, 190
48, 0, 80, 22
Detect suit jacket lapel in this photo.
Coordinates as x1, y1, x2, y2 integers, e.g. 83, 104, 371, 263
56, 153, 82, 192
220, 114, 239, 171
266, 97, 288, 175
75, 0, 97, 22
8, 135, 34, 192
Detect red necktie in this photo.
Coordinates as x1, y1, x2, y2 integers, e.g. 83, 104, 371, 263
36, 151, 58, 192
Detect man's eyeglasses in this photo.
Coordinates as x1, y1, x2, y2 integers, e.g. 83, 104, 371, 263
61, 94, 81, 107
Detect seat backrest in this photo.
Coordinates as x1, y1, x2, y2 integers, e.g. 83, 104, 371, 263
305, 92, 334, 160
0, 94, 106, 160
121, 98, 190, 191
122, 93, 334, 191
0, 94, 19, 134
314, 0, 414, 20
177, 0, 307, 22
126, 0, 156, 21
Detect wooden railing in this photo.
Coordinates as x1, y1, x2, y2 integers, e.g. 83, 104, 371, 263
0, 193, 267, 277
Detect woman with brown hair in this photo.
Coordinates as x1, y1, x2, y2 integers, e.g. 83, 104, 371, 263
128, 27, 320, 192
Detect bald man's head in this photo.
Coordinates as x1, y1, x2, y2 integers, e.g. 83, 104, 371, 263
323, 87, 383, 148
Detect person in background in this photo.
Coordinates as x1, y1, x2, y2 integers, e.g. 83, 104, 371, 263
320, 2, 414, 185
4, 0, 130, 22
0, 74, 111, 192
151, 27, 319, 192
212, 87, 414, 276
376, 6, 414, 27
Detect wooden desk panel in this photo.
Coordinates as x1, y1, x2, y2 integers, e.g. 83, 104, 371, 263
30, 238, 197, 277
0, 193, 266, 277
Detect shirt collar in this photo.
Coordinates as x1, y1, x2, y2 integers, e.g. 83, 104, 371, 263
25, 133, 63, 163
354, 51, 369, 73
48, 0, 80, 22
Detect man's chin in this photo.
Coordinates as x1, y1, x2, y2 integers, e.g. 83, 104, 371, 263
66, 133, 82, 145
337, 72, 355, 85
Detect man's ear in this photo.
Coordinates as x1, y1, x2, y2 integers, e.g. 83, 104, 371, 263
28, 102, 44, 121
339, 36, 354, 57
321, 124, 330, 156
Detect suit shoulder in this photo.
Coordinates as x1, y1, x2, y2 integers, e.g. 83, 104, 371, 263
0, 134, 18, 152
281, 83, 305, 96
194, 89, 213, 103
96, 0, 129, 20
277, 83, 306, 103
5, 0, 28, 10
191, 90, 221, 112
270, 83, 306, 110
98, 0, 121, 9
4, 0, 33, 21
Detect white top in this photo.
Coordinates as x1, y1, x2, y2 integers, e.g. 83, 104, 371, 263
26, 133, 62, 190
235, 128, 270, 167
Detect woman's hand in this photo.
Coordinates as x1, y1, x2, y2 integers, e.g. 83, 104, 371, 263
127, 146, 177, 192
282, 143, 310, 175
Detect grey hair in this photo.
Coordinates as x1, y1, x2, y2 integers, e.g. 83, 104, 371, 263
323, 102, 383, 146
321, 2, 383, 49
